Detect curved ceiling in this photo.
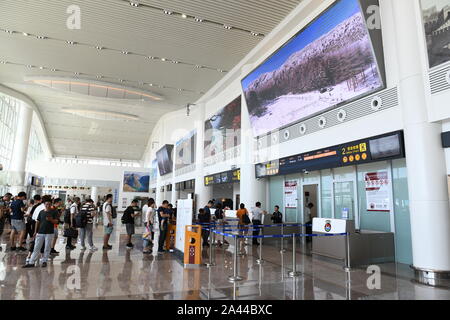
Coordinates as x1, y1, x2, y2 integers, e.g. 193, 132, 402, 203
0, 0, 303, 161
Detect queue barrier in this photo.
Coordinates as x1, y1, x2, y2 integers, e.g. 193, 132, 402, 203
205, 226, 349, 282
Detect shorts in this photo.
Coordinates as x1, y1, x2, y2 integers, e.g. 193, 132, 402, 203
126, 223, 135, 235
11, 219, 25, 232
104, 225, 113, 235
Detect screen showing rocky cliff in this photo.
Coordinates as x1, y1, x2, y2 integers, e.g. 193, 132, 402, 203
241, 0, 384, 137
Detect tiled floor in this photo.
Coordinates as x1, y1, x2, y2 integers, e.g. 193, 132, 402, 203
0, 224, 449, 300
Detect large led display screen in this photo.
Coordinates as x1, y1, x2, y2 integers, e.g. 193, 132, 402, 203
156, 144, 174, 176
175, 130, 197, 170
242, 0, 385, 137
204, 96, 241, 159
420, 0, 450, 68
123, 172, 150, 193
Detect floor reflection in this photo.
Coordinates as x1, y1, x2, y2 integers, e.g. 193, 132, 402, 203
0, 225, 449, 300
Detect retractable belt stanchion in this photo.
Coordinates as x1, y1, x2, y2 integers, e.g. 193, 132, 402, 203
256, 226, 264, 265
344, 232, 351, 272
288, 233, 301, 278
206, 225, 216, 267
228, 235, 243, 282
280, 223, 286, 253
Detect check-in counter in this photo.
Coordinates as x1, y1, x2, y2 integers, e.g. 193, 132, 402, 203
312, 218, 395, 266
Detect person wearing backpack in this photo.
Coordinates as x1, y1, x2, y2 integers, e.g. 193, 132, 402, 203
78, 199, 97, 251
122, 199, 140, 249
236, 203, 250, 252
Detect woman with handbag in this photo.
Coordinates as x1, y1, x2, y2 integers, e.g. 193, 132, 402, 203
64, 197, 80, 250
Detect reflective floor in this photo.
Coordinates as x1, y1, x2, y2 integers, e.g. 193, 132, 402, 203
0, 225, 449, 300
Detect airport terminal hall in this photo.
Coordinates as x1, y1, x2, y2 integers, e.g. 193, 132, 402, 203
1, 0, 450, 305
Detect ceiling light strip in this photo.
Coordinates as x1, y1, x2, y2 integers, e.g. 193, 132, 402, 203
122, 0, 265, 38
0, 58, 205, 95
0, 27, 228, 73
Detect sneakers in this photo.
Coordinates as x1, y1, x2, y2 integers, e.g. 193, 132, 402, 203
80, 246, 87, 251
102, 245, 112, 250
50, 249, 59, 255
41, 262, 47, 268
65, 245, 76, 250
90, 246, 98, 252
25, 258, 30, 264
22, 264, 35, 268
126, 243, 133, 249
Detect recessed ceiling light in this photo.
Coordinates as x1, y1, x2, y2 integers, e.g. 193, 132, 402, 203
129, 1, 139, 7
122, 51, 130, 55
223, 25, 232, 30
164, 10, 173, 15
67, 40, 76, 45
194, 17, 203, 22
181, 14, 187, 19
51, 68, 57, 72
96, 75, 102, 79
0, 61, 7, 64
172, 60, 179, 64
22, 32, 29, 36
5, 30, 14, 34
161, 58, 167, 61
195, 65, 202, 69
251, 32, 259, 36
27, 65, 34, 68
149, 83, 154, 86
95, 45, 103, 50
36, 35, 46, 39
74, 72, 80, 75
39, 66, 45, 70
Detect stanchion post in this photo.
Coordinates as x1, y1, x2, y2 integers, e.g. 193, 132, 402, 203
344, 232, 351, 272
256, 232, 264, 265
288, 233, 301, 278
206, 226, 216, 267
228, 236, 243, 282
280, 223, 286, 253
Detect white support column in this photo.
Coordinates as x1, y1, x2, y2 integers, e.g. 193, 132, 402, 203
9, 101, 33, 195
91, 186, 99, 203
194, 103, 212, 212
392, 0, 450, 274
240, 87, 266, 217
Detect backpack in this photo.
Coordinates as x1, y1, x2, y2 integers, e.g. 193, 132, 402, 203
105, 203, 117, 219
75, 205, 89, 228
242, 213, 251, 225
121, 207, 131, 224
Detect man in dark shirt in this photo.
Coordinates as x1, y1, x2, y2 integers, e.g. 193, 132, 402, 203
9, 192, 27, 252
23, 196, 59, 268
122, 199, 140, 249
0, 193, 12, 251
271, 205, 283, 224
157, 200, 170, 253
198, 207, 211, 247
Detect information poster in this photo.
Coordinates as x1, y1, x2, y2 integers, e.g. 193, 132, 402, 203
365, 171, 391, 212
175, 199, 194, 253
284, 180, 298, 208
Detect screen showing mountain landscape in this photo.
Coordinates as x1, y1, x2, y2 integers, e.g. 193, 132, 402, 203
204, 96, 241, 159
241, 0, 384, 137
421, 0, 450, 68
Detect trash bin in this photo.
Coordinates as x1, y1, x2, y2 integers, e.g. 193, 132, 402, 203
165, 222, 177, 252
184, 225, 202, 267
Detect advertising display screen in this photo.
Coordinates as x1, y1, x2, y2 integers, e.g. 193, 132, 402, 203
150, 159, 158, 183
123, 172, 150, 193
175, 130, 197, 170
256, 131, 404, 178
204, 96, 241, 158
241, 0, 385, 137
420, 0, 450, 68
156, 144, 174, 176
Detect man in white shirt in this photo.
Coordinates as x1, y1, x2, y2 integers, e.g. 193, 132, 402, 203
102, 194, 114, 250
66, 197, 79, 250
250, 202, 267, 245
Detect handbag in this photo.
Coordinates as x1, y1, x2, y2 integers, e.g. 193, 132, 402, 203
242, 213, 251, 225
64, 227, 79, 238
